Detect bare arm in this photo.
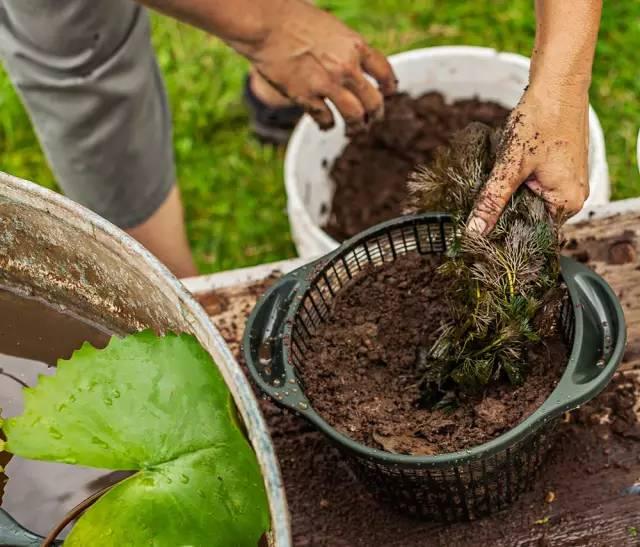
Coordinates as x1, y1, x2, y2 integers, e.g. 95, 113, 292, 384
530, 0, 600, 92
136, 0, 397, 133
468, 0, 602, 234
135, 0, 279, 48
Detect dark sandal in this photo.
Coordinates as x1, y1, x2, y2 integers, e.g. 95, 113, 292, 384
243, 76, 304, 145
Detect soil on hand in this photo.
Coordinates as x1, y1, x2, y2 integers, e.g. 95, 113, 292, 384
298, 253, 567, 455
324, 92, 509, 241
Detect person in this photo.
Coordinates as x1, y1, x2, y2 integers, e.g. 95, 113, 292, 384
0, 1, 600, 277
0, 0, 396, 278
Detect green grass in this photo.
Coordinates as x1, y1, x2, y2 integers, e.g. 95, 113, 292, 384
1, 2, 638, 273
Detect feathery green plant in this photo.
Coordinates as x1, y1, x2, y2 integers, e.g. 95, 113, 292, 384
405, 122, 563, 402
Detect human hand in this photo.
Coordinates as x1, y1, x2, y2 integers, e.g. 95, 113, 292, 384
467, 83, 589, 235
245, 0, 397, 134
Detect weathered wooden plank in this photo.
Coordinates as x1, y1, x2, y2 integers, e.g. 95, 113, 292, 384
563, 213, 640, 370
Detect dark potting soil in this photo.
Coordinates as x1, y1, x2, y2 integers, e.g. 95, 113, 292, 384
297, 253, 567, 456
324, 92, 509, 241
203, 271, 640, 546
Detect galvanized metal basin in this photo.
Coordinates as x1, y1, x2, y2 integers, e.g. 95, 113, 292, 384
0, 171, 291, 546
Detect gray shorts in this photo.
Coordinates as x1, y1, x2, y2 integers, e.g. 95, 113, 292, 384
0, 0, 175, 228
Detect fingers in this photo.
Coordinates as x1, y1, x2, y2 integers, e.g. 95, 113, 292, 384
323, 41, 396, 131
469, 151, 589, 234
525, 178, 556, 210
343, 71, 385, 123
276, 53, 371, 132
303, 68, 381, 133
324, 86, 367, 134
258, 39, 396, 134
325, 42, 393, 132
302, 74, 366, 133
360, 45, 397, 96
526, 174, 589, 219
300, 97, 335, 130
467, 149, 530, 236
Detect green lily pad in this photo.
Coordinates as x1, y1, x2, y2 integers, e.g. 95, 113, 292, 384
2, 331, 269, 546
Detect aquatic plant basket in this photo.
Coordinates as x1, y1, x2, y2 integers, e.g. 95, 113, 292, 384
244, 213, 626, 521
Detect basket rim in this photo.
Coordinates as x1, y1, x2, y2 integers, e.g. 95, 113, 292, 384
244, 213, 627, 468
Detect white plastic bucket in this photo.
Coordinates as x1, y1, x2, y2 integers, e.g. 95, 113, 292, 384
285, 46, 610, 258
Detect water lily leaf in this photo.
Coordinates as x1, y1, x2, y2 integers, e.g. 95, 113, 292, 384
2, 331, 269, 546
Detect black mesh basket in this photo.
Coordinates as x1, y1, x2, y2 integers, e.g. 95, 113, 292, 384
243, 213, 626, 521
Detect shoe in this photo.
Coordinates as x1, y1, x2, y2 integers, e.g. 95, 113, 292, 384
243, 76, 304, 145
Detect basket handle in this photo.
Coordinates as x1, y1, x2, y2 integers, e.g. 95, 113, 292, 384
549, 258, 626, 411
243, 267, 314, 414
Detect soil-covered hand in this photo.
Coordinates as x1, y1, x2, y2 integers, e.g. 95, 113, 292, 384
467, 84, 590, 235
244, 0, 397, 134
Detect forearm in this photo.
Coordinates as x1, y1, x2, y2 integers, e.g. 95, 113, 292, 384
531, 0, 602, 93
134, 0, 288, 55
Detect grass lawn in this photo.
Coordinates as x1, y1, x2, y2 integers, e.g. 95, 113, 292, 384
1, 2, 638, 273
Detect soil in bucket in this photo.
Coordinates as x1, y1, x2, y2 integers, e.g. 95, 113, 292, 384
0, 286, 127, 538
296, 253, 567, 456
324, 92, 509, 241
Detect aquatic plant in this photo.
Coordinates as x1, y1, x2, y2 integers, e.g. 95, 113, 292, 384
405, 122, 563, 401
